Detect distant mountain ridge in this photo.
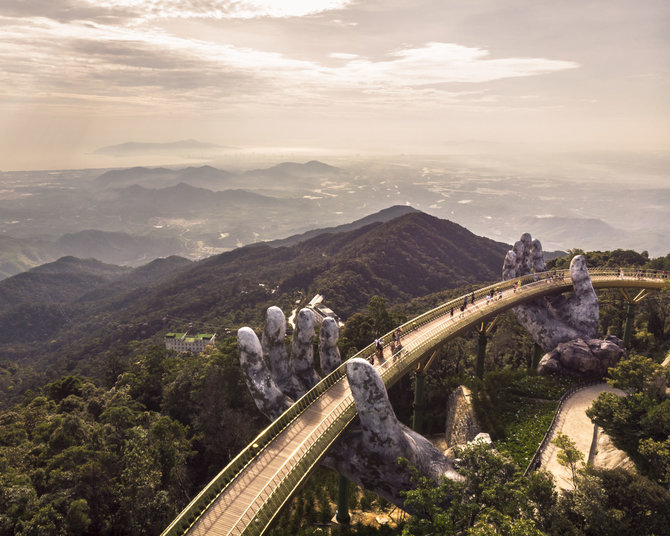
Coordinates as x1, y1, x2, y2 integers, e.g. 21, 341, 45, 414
93, 139, 224, 156
248, 160, 346, 178
0, 230, 190, 280
0, 235, 53, 280
0, 210, 511, 381
0, 257, 131, 312
0, 255, 193, 312
56, 230, 186, 266
95, 161, 345, 191
520, 216, 667, 254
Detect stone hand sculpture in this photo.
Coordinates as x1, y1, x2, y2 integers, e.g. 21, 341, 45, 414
238, 306, 462, 509
502, 233, 624, 376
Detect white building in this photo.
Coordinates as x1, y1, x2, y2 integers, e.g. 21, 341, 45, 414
164, 332, 216, 353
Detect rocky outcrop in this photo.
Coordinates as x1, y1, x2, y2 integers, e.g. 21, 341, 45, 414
444, 386, 482, 452
538, 335, 626, 377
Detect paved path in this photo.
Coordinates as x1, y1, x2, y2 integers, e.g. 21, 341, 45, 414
541, 384, 625, 490
543, 351, 670, 489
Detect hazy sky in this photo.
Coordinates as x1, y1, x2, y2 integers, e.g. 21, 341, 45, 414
1, 0, 668, 170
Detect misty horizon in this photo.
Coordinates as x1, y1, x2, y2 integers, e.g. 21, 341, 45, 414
1, 1, 668, 171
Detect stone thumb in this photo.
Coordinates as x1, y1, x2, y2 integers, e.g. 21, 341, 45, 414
570, 255, 596, 297
238, 327, 292, 420
345, 358, 408, 454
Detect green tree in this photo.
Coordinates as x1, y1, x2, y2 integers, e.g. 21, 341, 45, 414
552, 467, 670, 536
552, 433, 583, 490
368, 296, 394, 336
587, 354, 670, 485
607, 353, 666, 395
65, 498, 91, 535
400, 442, 552, 536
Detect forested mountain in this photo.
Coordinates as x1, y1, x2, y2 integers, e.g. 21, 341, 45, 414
0, 231, 189, 279
0, 211, 509, 388
267, 205, 419, 247
0, 257, 131, 312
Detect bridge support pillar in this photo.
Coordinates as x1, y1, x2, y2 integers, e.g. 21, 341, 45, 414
619, 289, 649, 350
412, 351, 439, 434
623, 302, 636, 349
476, 331, 487, 379
336, 474, 351, 524
475, 318, 498, 379
412, 369, 426, 434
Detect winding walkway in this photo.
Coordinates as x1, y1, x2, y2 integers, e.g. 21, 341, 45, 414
542, 350, 670, 489
540, 384, 625, 490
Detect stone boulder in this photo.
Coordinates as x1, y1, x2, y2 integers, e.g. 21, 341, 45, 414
538, 335, 625, 377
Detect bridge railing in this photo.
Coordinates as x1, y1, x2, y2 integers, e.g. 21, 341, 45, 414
229, 396, 357, 535
161, 268, 666, 536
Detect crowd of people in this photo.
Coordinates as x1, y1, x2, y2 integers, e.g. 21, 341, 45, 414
371, 327, 403, 365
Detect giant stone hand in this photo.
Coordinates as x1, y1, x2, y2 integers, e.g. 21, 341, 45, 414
238, 306, 462, 510
502, 233, 624, 376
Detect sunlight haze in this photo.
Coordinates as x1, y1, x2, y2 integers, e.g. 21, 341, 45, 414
1, 0, 668, 170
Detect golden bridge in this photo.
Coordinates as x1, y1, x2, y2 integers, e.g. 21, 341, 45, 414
162, 268, 666, 536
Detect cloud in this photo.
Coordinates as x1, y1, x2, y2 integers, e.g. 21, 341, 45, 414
323, 42, 578, 88
330, 52, 360, 60
0, 0, 354, 22
0, 3, 578, 117
86, 0, 354, 21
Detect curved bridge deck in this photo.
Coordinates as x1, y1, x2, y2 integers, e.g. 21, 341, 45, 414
162, 269, 667, 536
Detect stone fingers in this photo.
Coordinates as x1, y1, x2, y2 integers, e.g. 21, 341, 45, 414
502, 233, 534, 280
262, 306, 304, 399
238, 327, 293, 420
516, 233, 532, 275
290, 308, 321, 393
530, 238, 546, 273
319, 317, 341, 376
502, 250, 518, 280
